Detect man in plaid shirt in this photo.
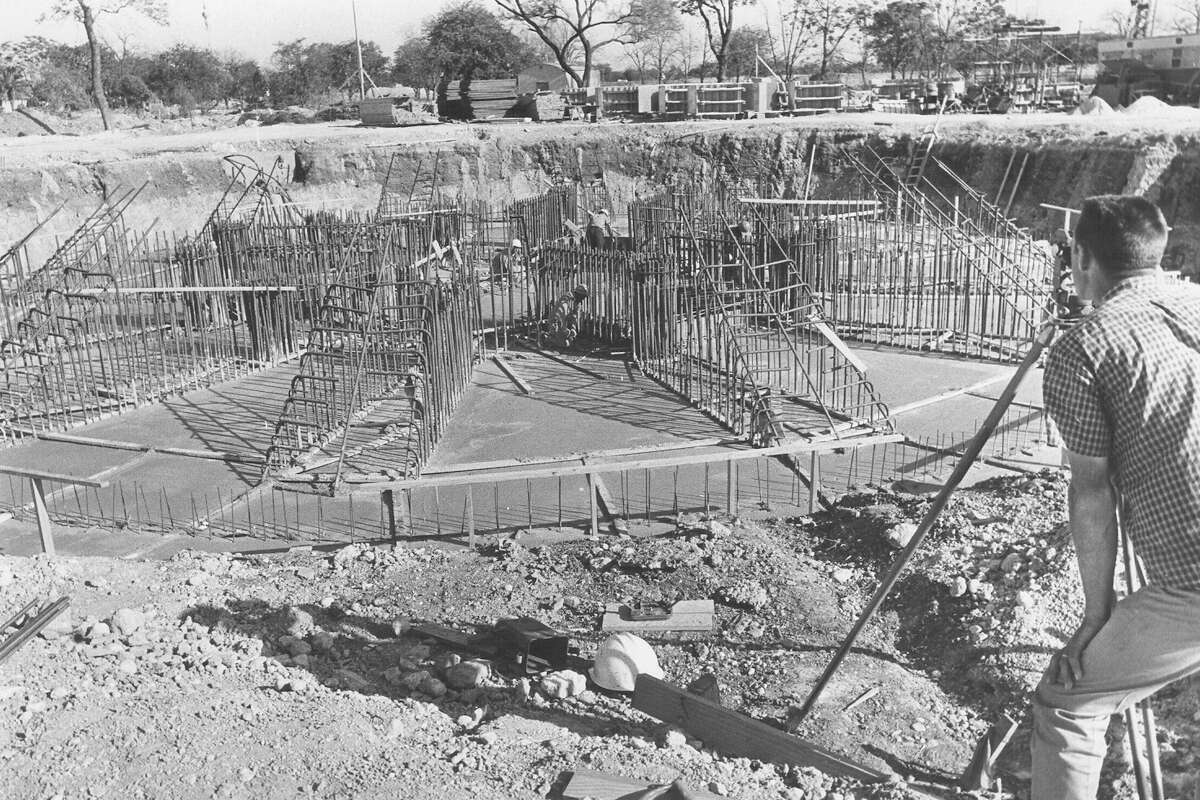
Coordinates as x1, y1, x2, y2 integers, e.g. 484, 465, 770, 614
1035, 195, 1200, 799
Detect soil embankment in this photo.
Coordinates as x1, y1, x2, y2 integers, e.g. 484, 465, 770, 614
1, 113, 1198, 271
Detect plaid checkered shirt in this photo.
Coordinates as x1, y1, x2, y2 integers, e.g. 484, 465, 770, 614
1044, 272, 1200, 588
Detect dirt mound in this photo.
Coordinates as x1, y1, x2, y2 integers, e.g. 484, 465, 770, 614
1123, 94, 1200, 118
1124, 95, 1170, 114
0, 110, 53, 137
238, 106, 321, 126
1072, 95, 1114, 116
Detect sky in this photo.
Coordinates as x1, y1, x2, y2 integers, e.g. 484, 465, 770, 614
0, 0, 1145, 66
0, 0, 455, 62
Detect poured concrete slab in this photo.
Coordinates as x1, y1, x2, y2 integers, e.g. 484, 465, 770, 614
0, 340, 1051, 558
427, 349, 732, 468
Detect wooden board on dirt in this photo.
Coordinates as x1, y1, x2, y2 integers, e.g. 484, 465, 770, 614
632, 675, 886, 783
562, 769, 723, 800
601, 599, 715, 632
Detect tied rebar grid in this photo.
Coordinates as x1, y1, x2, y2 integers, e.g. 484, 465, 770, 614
0, 153, 1063, 543
0, 187, 157, 441
463, 186, 579, 354
203, 154, 302, 239
264, 211, 477, 493
626, 190, 893, 442
833, 147, 1057, 360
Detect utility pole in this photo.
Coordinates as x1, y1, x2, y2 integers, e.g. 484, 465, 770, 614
352, 0, 366, 99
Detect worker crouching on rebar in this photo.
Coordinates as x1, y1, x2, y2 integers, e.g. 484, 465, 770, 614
541, 284, 589, 349
1032, 195, 1200, 800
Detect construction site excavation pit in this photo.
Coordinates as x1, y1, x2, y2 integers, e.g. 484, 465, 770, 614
4, 121, 1194, 800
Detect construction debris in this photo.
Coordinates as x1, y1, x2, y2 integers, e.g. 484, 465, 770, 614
0, 596, 69, 666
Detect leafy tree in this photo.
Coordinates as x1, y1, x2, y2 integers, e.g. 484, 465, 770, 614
146, 46, 231, 108
109, 73, 153, 107
25, 41, 97, 110
493, 0, 641, 87
724, 27, 774, 80
269, 39, 339, 106
865, 1, 931, 77
426, 2, 537, 87
678, 0, 752, 81
0, 37, 52, 105
392, 39, 440, 91
931, 0, 1005, 77
329, 40, 388, 96
47, 0, 166, 130
225, 58, 269, 106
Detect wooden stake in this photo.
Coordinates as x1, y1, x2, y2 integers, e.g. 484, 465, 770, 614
31, 478, 55, 557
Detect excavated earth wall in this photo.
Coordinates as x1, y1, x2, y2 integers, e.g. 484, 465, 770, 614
1, 116, 1197, 274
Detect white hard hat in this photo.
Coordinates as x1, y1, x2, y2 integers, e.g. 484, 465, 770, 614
511, 238, 523, 248
588, 632, 663, 692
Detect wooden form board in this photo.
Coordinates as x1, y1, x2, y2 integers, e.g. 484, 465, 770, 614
0, 465, 105, 487
334, 432, 905, 494
563, 769, 723, 800
492, 354, 534, 395
601, 600, 714, 632
632, 675, 886, 783
588, 472, 628, 535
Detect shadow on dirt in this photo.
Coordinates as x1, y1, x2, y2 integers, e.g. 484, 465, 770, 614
179, 599, 634, 743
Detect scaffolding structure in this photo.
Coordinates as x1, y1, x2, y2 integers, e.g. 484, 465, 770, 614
963, 26, 1082, 109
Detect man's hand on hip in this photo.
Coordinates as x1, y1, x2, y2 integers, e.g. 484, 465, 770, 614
1051, 615, 1108, 690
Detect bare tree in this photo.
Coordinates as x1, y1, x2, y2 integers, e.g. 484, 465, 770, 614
48, 0, 166, 130
1176, 0, 1200, 32
625, 0, 686, 81
492, 0, 641, 87
807, 0, 872, 78
1107, 7, 1138, 36
765, 0, 815, 83
678, 0, 750, 80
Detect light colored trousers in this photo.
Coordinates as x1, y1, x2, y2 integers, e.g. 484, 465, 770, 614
1031, 584, 1200, 799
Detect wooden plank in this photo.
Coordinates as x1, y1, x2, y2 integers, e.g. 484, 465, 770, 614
887, 373, 1010, 417
590, 473, 627, 534
601, 600, 714, 632
0, 466, 105, 488
587, 473, 599, 537
30, 478, 55, 557
75, 285, 298, 294
329, 433, 906, 494
563, 769, 723, 800
811, 320, 868, 374
632, 675, 886, 783
736, 198, 880, 207
12, 428, 264, 465
492, 354, 534, 395
512, 341, 609, 381
421, 437, 731, 476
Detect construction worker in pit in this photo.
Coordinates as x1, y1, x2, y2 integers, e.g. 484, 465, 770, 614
490, 238, 524, 285
585, 207, 614, 250
542, 284, 589, 349
1032, 195, 1200, 799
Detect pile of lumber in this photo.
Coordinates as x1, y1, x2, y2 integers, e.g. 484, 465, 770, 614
439, 78, 520, 120
512, 91, 567, 121
359, 94, 438, 127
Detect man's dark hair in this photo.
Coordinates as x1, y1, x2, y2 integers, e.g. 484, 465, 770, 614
1073, 195, 1168, 275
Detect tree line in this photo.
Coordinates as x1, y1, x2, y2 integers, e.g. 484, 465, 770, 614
0, 0, 1137, 129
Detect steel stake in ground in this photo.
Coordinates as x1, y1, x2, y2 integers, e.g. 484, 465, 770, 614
788, 319, 1058, 727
